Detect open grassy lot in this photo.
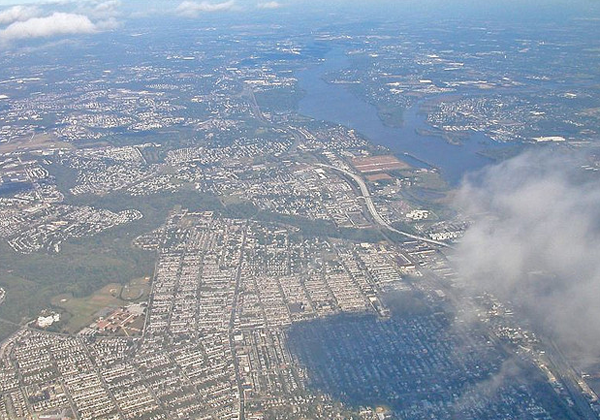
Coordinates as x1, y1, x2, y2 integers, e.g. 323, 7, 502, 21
52, 275, 151, 333
0, 132, 73, 154
52, 283, 126, 334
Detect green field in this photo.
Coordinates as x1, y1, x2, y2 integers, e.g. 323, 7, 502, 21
52, 283, 126, 333
51, 276, 150, 334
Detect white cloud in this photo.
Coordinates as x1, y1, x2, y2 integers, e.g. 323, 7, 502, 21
88, 0, 121, 19
0, 5, 40, 25
95, 16, 120, 30
257, 1, 281, 9
0, 12, 98, 42
176, 0, 237, 17
453, 151, 600, 364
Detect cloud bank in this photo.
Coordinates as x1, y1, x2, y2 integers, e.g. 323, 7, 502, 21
0, 0, 124, 45
257, 1, 281, 9
0, 12, 98, 41
86, 0, 122, 19
454, 150, 600, 363
0, 5, 40, 25
176, 0, 237, 17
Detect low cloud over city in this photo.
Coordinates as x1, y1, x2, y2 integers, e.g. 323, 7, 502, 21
0, 1, 121, 43
175, 0, 238, 17
0, 13, 98, 41
454, 150, 600, 363
257, 1, 282, 9
0, 5, 40, 25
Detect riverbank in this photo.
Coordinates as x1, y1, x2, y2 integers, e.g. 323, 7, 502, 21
296, 48, 507, 185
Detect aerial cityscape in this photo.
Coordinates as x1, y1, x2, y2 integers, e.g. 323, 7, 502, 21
0, 0, 599, 419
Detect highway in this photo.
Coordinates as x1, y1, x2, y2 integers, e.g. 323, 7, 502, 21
240, 84, 451, 250
316, 164, 452, 248
546, 339, 599, 420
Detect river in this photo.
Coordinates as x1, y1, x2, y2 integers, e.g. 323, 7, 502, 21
296, 49, 505, 185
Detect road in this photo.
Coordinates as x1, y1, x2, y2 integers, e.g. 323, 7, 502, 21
316, 164, 452, 248
239, 83, 451, 250
546, 339, 599, 420
229, 225, 248, 420
242, 85, 268, 123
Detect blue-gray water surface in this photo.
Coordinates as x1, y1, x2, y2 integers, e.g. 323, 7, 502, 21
297, 50, 504, 185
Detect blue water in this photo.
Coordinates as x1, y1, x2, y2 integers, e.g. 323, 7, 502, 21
297, 50, 505, 185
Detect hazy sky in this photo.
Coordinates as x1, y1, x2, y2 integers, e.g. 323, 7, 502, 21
0, 0, 597, 28
0, 0, 597, 31
0, 0, 598, 11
